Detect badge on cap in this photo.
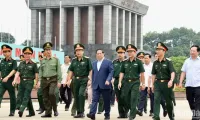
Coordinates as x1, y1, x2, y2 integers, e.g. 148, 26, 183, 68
119, 47, 123, 51
158, 43, 161, 47
128, 45, 132, 49
26, 48, 30, 51
47, 43, 50, 47
3, 46, 6, 49
77, 44, 80, 48
141, 53, 144, 56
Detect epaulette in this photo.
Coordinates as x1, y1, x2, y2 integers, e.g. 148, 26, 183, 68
30, 60, 35, 64
112, 59, 119, 62
52, 56, 58, 59
84, 56, 89, 58
166, 58, 171, 61
124, 58, 128, 61
72, 57, 77, 60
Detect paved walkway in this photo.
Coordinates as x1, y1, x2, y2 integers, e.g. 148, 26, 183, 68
0, 100, 192, 120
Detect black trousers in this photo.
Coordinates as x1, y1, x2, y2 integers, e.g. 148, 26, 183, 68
60, 84, 72, 108
186, 87, 200, 120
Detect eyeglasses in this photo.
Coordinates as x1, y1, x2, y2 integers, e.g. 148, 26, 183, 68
3, 50, 11, 53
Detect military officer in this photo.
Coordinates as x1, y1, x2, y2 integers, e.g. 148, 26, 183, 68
0, 44, 17, 116
137, 52, 145, 63
151, 42, 175, 120
112, 46, 128, 118
12, 47, 38, 117
39, 42, 62, 118
65, 43, 92, 118
118, 44, 145, 120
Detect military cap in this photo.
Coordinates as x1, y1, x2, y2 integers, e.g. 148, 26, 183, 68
23, 47, 33, 54
74, 43, 85, 51
116, 46, 126, 53
43, 42, 53, 50
137, 52, 145, 58
126, 44, 137, 52
156, 42, 168, 51
1, 44, 12, 51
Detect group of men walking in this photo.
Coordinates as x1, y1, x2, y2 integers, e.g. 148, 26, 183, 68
0, 41, 199, 120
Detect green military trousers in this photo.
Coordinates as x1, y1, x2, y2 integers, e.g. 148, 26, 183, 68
0, 79, 16, 114
37, 88, 44, 110
122, 80, 140, 119
114, 79, 127, 117
154, 80, 174, 120
41, 77, 58, 115
18, 80, 34, 115
74, 78, 88, 113
71, 79, 77, 115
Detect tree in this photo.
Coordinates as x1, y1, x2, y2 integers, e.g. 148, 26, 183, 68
21, 39, 32, 46
0, 32, 15, 43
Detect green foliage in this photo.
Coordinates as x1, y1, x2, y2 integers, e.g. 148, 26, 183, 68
143, 27, 200, 57
0, 32, 15, 43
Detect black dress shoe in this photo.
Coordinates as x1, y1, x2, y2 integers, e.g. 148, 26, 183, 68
38, 109, 45, 114
54, 111, 59, 116
74, 113, 85, 118
163, 110, 168, 117
136, 110, 143, 116
41, 114, 52, 118
9, 112, 14, 116
87, 113, 95, 120
65, 107, 69, 111
18, 111, 23, 117
26, 113, 35, 117
104, 116, 110, 120
97, 112, 102, 114
149, 112, 154, 116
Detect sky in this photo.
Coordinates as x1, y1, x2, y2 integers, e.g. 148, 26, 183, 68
0, 0, 200, 44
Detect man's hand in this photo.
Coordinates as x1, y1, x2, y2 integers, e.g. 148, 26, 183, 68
111, 79, 114, 84
168, 80, 173, 88
105, 81, 110, 86
147, 87, 151, 94
87, 80, 92, 86
66, 81, 71, 88
12, 81, 16, 86
178, 82, 182, 88
57, 83, 61, 88
118, 82, 122, 90
2, 77, 9, 83
140, 84, 145, 91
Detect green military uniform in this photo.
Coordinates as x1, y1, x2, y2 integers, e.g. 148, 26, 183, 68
71, 77, 77, 116
68, 43, 92, 118
152, 42, 175, 120
17, 47, 38, 117
113, 46, 128, 118
0, 44, 17, 116
120, 44, 145, 120
39, 42, 62, 117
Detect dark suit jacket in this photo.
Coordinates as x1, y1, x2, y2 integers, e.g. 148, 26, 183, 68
92, 58, 114, 89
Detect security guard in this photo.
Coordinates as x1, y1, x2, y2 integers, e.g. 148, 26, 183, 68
151, 42, 175, 120
66, 43, 92, 118
112, 46, 128, 118
39, 42, 62, 118
118, 44, 145, 120
0, 44, 17, 116
12, 47, 38, 117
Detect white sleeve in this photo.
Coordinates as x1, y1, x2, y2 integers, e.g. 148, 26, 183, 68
181, 60, 187, 72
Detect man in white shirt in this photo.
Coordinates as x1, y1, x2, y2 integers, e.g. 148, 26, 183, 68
179, 45, 200, 120
137, 53, 153, 116
60, 55, 71, 111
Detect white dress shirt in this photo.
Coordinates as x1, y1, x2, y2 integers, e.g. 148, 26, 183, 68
181, 56, 200, 87
144, 62, 153, 87
61, 63, 71, 84
97, 58, 104, 71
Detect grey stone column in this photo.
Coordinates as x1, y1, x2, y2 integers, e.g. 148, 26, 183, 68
103, 5, 112, 44
131, 13, 137, 46
74, 7, 80, 44
118, 9, 125, 46
60, 8, 66, 48
111, 7, 118, 45
137, 15, 143, 50
88, 6, 95, 44
125, 11, 131, 45
40, 10, 45, 47
31, 9, 39, 47
45, 8, 53, 42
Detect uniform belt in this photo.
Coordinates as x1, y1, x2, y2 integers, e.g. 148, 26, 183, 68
157, 80, 169, 82
75, 76, 88, 79
21, 78, 34, 81
126, 78, 138, 82
42, 75, 57, 80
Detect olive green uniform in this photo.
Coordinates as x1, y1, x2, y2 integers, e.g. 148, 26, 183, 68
120, 58, 145, 119
71, 78, 77, 115
152, 58, 175, 120
68, 56, 92, 114
17, 60, 38, 115
113, 59, 127, 117
0, 58, 17, 114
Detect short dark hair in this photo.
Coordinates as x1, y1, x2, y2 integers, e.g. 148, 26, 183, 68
96, 49, 104, 54
145, 53, 151, 58
190, 45, 200, 52
65, 55, 71, 59
19, 55, 24, 58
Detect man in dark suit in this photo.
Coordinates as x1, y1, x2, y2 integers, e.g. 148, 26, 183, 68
87, 49, 114, 120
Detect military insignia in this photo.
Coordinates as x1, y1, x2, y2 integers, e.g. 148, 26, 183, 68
26, 48, 30, 51
128, 45, 132, 49
163, 64, 167, 67
81, 62, 85, 65
3, 46, 6, 49
9, 63, 12, 64
28, 66, 32, 69
141, 53, 144, 56
119, 47, 123, 51
158, 43, 161, 47
77, 44, 80, 48
124, 64, 128, 67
